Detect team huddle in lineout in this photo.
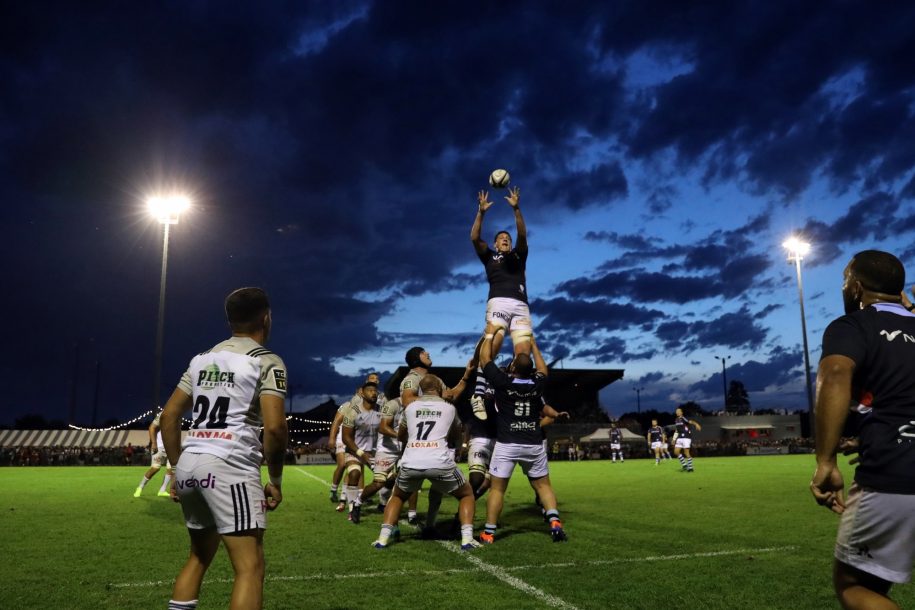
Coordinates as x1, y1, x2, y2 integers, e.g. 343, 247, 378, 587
145, 178, 915, 610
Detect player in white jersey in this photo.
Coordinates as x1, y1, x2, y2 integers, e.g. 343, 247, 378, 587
358, 394, 402, 513
399, 346, 474, 528
341, 381, 383, 523
133, 411, 174, 498
373, 374, 479, 550
159, 287, 288, 610
328, 373, 379, 508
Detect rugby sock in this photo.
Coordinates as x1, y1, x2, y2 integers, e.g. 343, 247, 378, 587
484, 523, 497, 535
344, 485, 359, 506
687, 457, 694, 471
408, 509, 417, 521
159, 473, 172, 493
377, 524, 394, 546
474, 366, 491, 396
655, 457, 660, 465
378, 487, 391, 505
330, 483, 338, 493
678, 455, 687, 468
138, 475, 151, 489
545, 509, 560, 527
168, 600, 198, 609
461, 524, 474, 546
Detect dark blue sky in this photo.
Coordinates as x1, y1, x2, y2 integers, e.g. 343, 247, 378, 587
3, 1, 914, 425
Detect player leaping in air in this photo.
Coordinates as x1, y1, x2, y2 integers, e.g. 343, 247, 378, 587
470, 185, 533, 418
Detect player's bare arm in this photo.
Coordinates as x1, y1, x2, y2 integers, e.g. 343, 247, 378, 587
479, 322, 500, 367
379, 416, 398, 438
261, 393, 288, 510
443, 360, 475, 403
505, 186, 527, 246
148, 420, 159, 453
160, 388, 193, 475
328, 410, 345, 449
811, 354, 856, 514
530, 335, 548, 376
471, 191, 493, 255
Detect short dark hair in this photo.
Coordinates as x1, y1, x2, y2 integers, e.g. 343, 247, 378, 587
493, 230, 511, 243
405, 346, 425, 368
850, 250, 905, 294
225, 287, 270, 332
512, 353, 533, 378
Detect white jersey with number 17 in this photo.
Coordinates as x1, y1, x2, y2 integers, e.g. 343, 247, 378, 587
400, 396, 457, 470
177, 336, 287, 470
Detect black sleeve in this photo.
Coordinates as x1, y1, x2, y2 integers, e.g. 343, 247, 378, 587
483, 361, 511, 390
477, 246, 493, 264
821, 315, 866, 365
514, 241, 528, 263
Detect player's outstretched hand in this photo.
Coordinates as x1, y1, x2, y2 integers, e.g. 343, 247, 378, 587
810, 461, 845, 514
170, 478, 180, 503
477, 190, 494, 212
264, 482, 282, 511
505, 186, 520, 208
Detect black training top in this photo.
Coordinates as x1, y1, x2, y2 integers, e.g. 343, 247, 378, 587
478, 242, 528, 303
482, 361, 545, 445
821, 302, 915, 494
674, 416, 692, 439
610, 428, 622, 443
648, 426, 664, 443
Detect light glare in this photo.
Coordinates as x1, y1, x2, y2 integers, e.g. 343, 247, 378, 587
782, 236, 811, 257
147, 194, 191, 224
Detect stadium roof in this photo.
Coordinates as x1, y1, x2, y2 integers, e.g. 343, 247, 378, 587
384, 365, 624, 402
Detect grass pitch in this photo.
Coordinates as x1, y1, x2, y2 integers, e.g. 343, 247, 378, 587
2, 455, 911, 609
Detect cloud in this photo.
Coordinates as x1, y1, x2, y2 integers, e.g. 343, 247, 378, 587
688, 347, 804, 397
655, 306, 769, 351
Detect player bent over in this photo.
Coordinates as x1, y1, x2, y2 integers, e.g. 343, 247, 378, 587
160, 287, 287, 610
134, 411, 174, 497
373, 374, 480, 550
673, 408, 702, 472
478, 324, 566, 543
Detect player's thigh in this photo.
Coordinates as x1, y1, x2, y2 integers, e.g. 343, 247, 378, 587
187, 526, 221, 565
485, 298, 513, 329
519, 445, 549, 479
372, 452, 397, 483
468, 438, 495, 475
394, 467, 425, 495
222, 529, 265, 574
428, 467, 467, 495
488, 443, 520, 479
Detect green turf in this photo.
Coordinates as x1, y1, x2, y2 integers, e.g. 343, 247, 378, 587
1, 455, 911, 609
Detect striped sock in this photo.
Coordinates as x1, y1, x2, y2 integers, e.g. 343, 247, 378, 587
678, 455, 687, 468
545, 509, 560, 526
687, 458, 694, 470
168, 600, 198, 610
484, 522, 497, 535
474, 366, 490, 396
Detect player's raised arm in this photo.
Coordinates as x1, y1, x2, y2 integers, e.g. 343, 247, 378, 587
261, 393, 288, 510
530, 335, 548, 377
505, 186, 526, 249
471, 190, 494, 256
443, 359, 475, 403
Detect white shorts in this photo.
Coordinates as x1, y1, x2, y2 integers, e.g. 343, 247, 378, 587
835, 484, 915, 584
335, 431, 346, 455
675, 438, 692, 449
175, 452, 266, 534
610, 443, 622, 451
396, 466, 466, 495
650, 441, 663, 450
151, 449, 172, 469
372, 450, 398, 482
489, 442, 549, 479
468, 437, 496, 474
485, 298, 532, 333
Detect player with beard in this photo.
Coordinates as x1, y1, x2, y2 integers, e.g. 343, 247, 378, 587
811, 250, 915, 610
341, 381, 382, 524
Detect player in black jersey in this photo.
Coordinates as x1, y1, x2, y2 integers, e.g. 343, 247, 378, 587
811, 250, 915, 609
647, 419, 665, 465
673, 408, 701, 471
470, 186, 534, 419
477, 322, 566, 543
609, 422, 624, 463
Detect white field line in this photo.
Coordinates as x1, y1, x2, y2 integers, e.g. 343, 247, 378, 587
111, 468, 797, 604
436, 540, 581, 610
108, 544, 798, 589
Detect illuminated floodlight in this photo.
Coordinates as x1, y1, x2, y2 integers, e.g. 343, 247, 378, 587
147, 194, 191, 224
782, 236, 811, 260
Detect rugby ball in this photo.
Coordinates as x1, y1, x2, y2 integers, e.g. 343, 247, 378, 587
489, 169, 510, 189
